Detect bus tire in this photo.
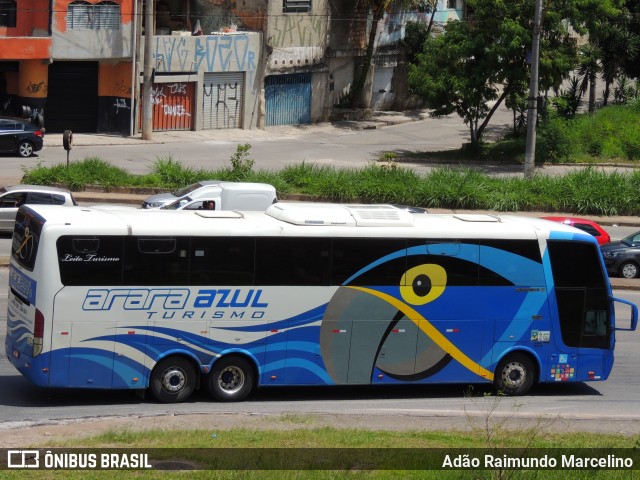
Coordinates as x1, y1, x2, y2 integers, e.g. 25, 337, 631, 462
493, 353, 535, 396
150, 357, 197, 403
207, 356, 254, 402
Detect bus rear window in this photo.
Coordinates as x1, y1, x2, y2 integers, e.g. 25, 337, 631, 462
12, 208, 45, 271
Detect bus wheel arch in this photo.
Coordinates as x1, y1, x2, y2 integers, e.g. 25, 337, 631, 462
493, 351, 538, 396
207, 355, 257, 402
149, 355, 198, 403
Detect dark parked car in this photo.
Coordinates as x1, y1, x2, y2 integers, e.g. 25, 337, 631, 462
601, 231, 640, 278
0, 116, 44, 157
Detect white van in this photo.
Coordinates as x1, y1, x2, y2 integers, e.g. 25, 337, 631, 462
142, 181, 278, 211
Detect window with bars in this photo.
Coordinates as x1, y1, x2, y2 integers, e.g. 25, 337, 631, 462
67, 1, 120, 30
447, 0, 457, 8
0, 0, 17, 27
283, 0, 311, 13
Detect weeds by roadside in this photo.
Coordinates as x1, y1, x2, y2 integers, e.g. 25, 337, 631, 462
21, 153, 640, 216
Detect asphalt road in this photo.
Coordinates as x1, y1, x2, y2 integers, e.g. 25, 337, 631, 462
2, 104, 638, 185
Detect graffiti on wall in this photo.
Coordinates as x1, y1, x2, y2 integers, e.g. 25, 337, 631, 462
203, 81, 240, 129
113, 98, 130, 114
25, 80, 48, 95
154, 34, 257, 84
150, 83, 192, 118
115, 79, 132, 96
270, 15, 326, 48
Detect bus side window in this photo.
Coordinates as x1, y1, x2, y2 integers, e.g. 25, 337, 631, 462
256, 237, 330, 286
331, 238, 406, 286
123, 237, 189, 286
190, 237, 255, 285
57, 236, 123, 286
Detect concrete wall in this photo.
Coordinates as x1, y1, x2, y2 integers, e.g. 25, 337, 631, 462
141, 31, 262, 129
51, 0, 134, 59
265, 0, 328, 71
328, 57, 354, 107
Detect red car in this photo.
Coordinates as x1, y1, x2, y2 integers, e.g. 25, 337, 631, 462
542, 217, 611, 245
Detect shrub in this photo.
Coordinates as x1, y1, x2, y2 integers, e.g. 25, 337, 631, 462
536, 116, 574, 163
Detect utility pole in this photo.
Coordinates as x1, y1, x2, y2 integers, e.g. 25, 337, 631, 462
142, 0, 154, 140
524, 0, 543, 178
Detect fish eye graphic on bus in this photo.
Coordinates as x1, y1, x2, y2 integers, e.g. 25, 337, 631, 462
320, 261, 455, 384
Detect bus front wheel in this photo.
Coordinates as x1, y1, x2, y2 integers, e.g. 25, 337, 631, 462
207, 356, 255, 402
494, 353, 535, 396
150, 357, 197, 403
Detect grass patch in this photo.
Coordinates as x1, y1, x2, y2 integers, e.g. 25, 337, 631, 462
21, 157, 640, 216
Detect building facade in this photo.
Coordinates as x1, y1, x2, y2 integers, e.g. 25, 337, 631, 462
0, 0, 463, 135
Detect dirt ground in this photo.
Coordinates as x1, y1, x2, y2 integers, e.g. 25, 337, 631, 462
2, 410, 639, 448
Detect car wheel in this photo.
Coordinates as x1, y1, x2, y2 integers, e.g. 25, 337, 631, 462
620, 261, 639, 279
17, 141, 34, 158
149, 356, 197, 403
207, 356, 255, 402
493, 353, 535, 396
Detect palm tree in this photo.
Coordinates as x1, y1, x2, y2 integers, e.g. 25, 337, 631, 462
577, 43, 602, 113
599, 26, 640, 105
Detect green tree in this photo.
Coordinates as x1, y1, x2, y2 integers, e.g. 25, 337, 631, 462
577, 42, 602, 113
597, 23, 640, 105
350, 0, 437, 108
409, 0, 536, 145
408, 0, 626, 146
622, 0, 640, 79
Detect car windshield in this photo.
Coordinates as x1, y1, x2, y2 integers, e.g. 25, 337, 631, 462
621, 232, 640, 246
161, 197, 192, 210
173, 182, 204, 197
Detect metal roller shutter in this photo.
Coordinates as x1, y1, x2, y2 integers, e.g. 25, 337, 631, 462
265, 73, 311, 126
202, 72, 244, 129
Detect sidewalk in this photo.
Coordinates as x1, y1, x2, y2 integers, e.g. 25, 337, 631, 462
43, 110, 431, 148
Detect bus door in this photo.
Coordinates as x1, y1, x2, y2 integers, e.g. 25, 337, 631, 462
546, 240, 613, 382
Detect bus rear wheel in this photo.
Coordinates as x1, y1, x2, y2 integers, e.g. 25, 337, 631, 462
207, 356, 254, 402
150, 357, 197, 403
494, 353, 535, 396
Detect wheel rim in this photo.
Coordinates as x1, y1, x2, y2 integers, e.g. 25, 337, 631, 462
161, 367, 187, 393
501, 361, 526, 389
622, 263, 637, 278
217, 365, 245, 394
19, 143, 33, 157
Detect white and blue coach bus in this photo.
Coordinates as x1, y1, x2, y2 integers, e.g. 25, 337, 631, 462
5, 203, 638, 403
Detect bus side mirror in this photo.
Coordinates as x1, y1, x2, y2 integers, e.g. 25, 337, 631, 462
612, 297, 638, 331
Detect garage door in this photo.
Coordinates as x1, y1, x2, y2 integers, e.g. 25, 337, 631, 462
265, 73, 311, 126
202, 72, 244, 129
